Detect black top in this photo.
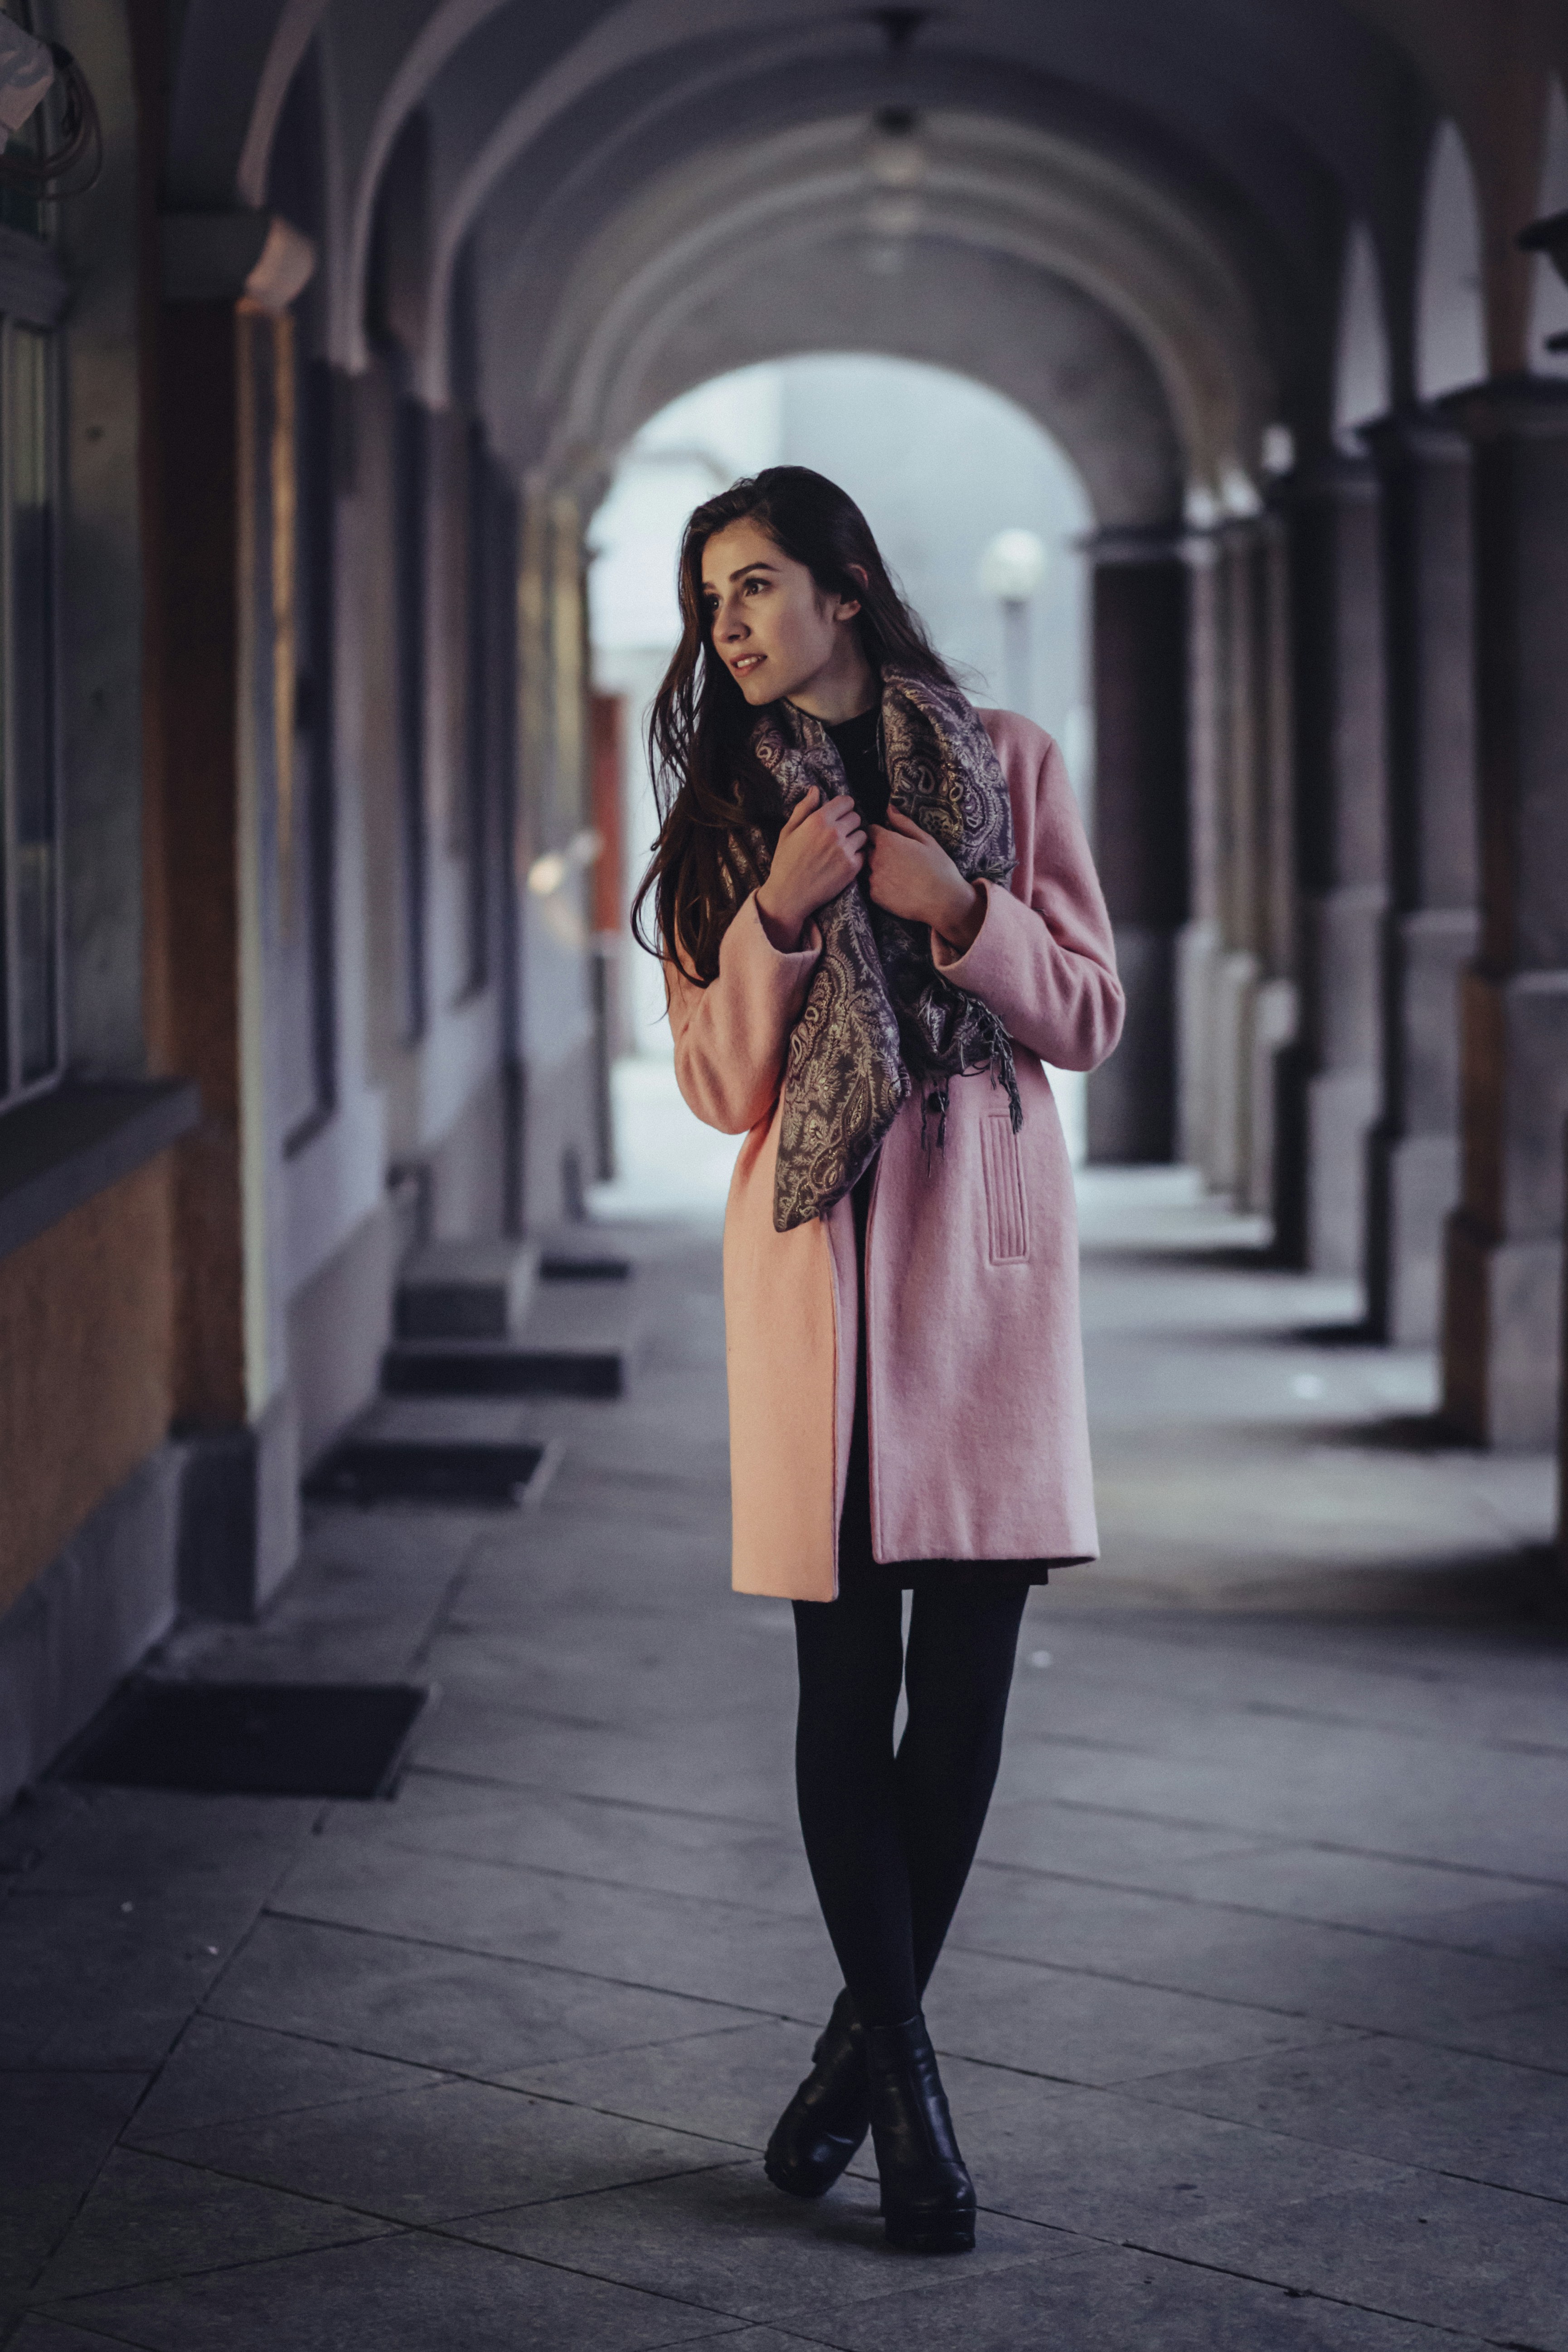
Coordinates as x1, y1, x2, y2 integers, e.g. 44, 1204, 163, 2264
824, 705, 890, 829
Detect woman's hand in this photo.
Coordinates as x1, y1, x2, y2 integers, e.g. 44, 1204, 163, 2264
867, 807, 987, 955
755, 787, 865, 950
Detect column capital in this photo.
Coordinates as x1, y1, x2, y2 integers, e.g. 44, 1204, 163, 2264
1438, 372, 1568, 443
1274, 450, 1379, 508
1082, 521, 1188, 567
1358, 406, 1471, 468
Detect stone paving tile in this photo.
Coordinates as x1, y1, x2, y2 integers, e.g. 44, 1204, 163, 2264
134, 2075, 745, 2226
407, 1694, 794, 1821
922, 1944, 1366, 2085
979, 1784, 1280, 1889
504, 2020, 842, 2148
449, 2160, 1072, 2331
6, 2322, 140, 2349
1063, 1838, 1568, 1953
0, 2072, 146, 2306
938, 2073, 1568, 2344
655, 2333, 841, 2352
124, 2016, 447, 2141
264, 1836, 840, 2020
412, 1618, 798, 1739
5, 1791, 320, 1900
1441, 1996, 1568, 2072
999, 1649, 1568, 1795
818, 2241, 1490, 2351
1010, 1610, 1568, 1753
943, 1856, 1568, 2034
0, 1887, 288, 2071
27, 2148, 393, 2300
0, 1792, 319, 2076
45, 2230, 738, 2351
1126, 2031, 1568, 2198
997, 1711, 1568, 1883
204, 1911, 762, 2073
317, 1775, 817, 1915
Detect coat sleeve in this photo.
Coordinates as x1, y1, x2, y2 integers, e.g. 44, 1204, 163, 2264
665, 892, 822, 1135
930, 728, 1124, 1073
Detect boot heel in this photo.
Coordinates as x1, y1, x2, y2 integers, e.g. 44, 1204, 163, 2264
883, 2203, 976, 2255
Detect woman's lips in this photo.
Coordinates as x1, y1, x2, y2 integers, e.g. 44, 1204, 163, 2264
732, 653, 765, 676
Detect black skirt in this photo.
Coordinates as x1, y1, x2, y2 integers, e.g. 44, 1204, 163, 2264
836, 1159, 1053, 1597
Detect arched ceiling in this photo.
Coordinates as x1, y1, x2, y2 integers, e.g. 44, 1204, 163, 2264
174, 0, 1552, 509
485, 109, 1266, 524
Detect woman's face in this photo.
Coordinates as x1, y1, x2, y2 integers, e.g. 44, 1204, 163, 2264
700, 519, 863, 710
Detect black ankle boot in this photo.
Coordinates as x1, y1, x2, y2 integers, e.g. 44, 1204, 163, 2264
764, 1988, 869, 2197
864, 2014, 976, 2253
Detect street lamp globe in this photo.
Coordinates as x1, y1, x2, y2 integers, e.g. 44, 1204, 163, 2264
978, 527, 1047, 604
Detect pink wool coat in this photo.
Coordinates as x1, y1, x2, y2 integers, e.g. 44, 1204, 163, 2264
668, 710, 1124, 1602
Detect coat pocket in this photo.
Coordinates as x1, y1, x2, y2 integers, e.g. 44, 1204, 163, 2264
979, 1111, 1029, 1263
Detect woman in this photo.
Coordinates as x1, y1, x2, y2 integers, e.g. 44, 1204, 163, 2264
634, 467, 1123, 2255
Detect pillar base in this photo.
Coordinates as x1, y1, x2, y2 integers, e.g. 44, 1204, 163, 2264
175, 1392, 298, 1622
1176, 919, 1222, 1171
1306, 1067, 1380, 1278
1366, 1130, 1460, 1345
1442, 1210, 1562, 1450
1208, 950, 1259, 1196
1366, 907, 1476, 1342
1243, 977, 1298, 1216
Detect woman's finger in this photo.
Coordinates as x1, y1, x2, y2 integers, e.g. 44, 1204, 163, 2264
884, 806, 927, 838
782, 787, 820, 831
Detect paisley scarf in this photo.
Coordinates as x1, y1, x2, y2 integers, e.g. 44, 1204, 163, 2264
750, 666, 1022, 1234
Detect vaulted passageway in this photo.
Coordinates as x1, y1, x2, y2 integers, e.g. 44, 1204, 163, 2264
4, 1, 1568, 2329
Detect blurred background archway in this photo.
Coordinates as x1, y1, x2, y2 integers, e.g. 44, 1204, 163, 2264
586, 353, 1094, 1212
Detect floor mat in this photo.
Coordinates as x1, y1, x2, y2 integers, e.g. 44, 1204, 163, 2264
302, 1438, 545, 1506
56, 1680, 431, 1798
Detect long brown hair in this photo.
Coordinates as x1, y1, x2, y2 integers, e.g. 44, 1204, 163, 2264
631, 466, 956, 985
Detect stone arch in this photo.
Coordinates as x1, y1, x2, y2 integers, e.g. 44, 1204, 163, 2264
1334, 219, 1393, 447
480, 111, 1271, 527
589, 256, 1179, 534
1415, 118, 1487, 400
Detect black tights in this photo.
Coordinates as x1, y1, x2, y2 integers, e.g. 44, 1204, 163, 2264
791, 1580, 1029, 2028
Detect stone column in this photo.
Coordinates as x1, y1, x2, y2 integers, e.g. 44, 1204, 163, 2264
1278, 457, 1389, 1275
147, 214, 314, 1617
1362, 411, 1479, 1344
1205, 519, 1263, 1199
1087, 529, 1189, 1163
1244, 509, 1298, 1223
1177, 532, 1222, 1172
1441, 378, 1568, 1448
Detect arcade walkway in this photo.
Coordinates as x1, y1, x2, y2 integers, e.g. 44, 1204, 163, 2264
3, 1178, 1567, 2350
